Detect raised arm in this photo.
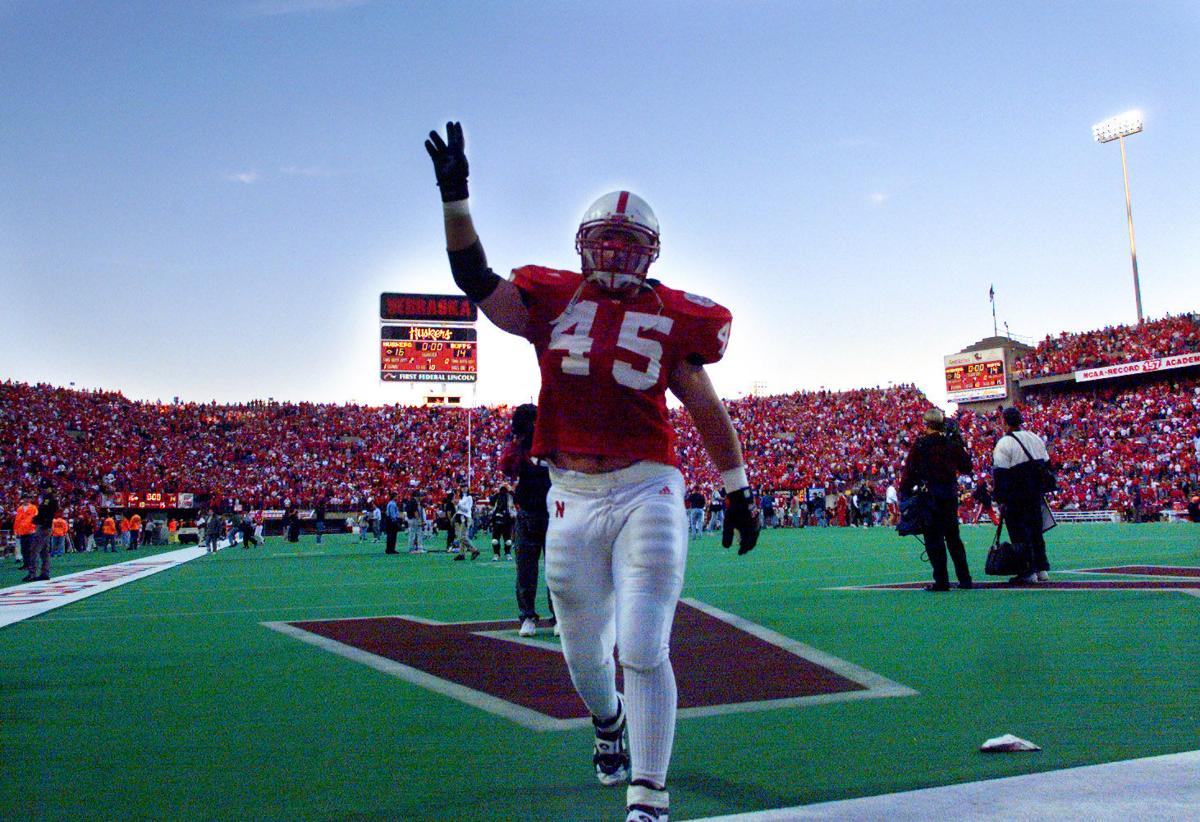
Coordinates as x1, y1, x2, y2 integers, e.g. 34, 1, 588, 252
425, 122, 529, 337
668, 359, 759, 554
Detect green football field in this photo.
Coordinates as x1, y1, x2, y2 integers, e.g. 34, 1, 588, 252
2, 523, 1199, 821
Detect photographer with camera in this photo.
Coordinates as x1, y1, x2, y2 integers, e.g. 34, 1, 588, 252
899, 408, 974, 591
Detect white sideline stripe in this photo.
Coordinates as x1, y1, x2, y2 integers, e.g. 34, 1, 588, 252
688, 749, 1200, 822
264, 600, 917, 730
0, 546, 211, 628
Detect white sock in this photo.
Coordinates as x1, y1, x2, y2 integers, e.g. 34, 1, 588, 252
623, 658, 676, 788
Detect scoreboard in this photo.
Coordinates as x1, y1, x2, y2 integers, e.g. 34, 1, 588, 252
944, 347, 1007, 403
115, 494, 190, 506
380, 324, 477, 382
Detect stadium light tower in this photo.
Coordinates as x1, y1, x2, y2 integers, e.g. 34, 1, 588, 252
1092, 109, 1145, 323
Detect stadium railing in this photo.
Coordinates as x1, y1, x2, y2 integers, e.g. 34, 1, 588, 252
1052, 510, 1120, 523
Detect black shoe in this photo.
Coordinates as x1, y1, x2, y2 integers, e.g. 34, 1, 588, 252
592, 699, 629, 786
453, 553, 465, 561
36, 574, 49, 581
924, 583, 951, 592
21, 574, 36, 582
958, 580, 974, 590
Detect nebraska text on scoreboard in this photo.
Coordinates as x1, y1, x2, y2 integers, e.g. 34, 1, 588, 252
944, 347, 1006, 403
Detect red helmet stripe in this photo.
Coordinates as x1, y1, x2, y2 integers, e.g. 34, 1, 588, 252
615, 190, 630, 215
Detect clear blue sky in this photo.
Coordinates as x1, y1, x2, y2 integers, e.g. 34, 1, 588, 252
2, 0, 1197, 407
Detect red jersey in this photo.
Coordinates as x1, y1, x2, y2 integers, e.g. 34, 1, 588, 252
511, 265, 732, 465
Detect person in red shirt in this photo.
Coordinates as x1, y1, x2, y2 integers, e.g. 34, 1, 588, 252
426, 122, 758, 822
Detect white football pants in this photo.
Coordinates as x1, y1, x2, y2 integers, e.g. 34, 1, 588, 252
545, 461, 687, 788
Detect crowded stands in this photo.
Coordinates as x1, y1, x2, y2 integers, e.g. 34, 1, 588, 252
958, 376, 1200, 518
1013, 312, 1200, 379
3, 314, 1199, 527
0, 381, 512, 514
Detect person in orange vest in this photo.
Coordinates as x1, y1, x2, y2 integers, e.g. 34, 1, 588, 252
118, 515, 130, 549
101, 514, 118, 552
13, 495, 38, 575
167, 518, 178, 544
26, 486, 58, 582
128, 513, 143, 551
51, 514, 70, 556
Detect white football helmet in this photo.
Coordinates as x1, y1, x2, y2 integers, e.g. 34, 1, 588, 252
575, 191, 660, 293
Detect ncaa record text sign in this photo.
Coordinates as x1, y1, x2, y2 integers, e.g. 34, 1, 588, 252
380, 292, 477, 323
381, 324, 477, 383
944, 347, 1007, 403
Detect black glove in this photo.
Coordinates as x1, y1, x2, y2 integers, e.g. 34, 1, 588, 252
424, 121, 469, 202
722, 488, 760, 555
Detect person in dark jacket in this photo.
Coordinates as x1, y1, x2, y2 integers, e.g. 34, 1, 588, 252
285, 507, 301, 543
992, 406, 1052, 584
899, 408, 974, 591
25, 486, 58, 582
384, 493, 401, 554
502, 404, 555, 636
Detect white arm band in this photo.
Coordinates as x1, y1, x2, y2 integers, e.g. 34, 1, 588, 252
442, 198, 471, 218
721, 466, 749, 492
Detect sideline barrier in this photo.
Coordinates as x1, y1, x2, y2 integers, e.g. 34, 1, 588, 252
1053, 510, 1120, 523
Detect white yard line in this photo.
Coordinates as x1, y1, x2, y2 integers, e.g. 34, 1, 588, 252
0, 546, 210, 627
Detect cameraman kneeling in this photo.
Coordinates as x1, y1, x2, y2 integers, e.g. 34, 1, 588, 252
900, 408, 974, 591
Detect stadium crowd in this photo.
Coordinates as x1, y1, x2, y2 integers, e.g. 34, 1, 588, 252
3, 370, 1198, 532
958, 376, 1200, 518
1013, 312, 1200, 379
0, 381, 511, 515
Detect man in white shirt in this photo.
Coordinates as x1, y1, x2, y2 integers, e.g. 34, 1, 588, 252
885, 483, 899, 525
451, 489, 480, 560
992, 407, 1052, 584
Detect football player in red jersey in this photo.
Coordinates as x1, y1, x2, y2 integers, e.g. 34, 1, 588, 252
426, 122, 758, 822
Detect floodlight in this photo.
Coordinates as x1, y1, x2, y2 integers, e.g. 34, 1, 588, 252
1092, 110, 1143, 143
1091, 109, 1145, 322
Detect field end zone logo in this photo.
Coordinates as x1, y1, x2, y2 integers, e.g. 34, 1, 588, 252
838, 565, 1200, 597
263, 598, 916, 731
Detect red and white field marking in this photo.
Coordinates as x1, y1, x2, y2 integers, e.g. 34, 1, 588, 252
263, 597, 917, 731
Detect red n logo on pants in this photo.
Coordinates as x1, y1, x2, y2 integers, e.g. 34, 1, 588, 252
555, 501, 565, 518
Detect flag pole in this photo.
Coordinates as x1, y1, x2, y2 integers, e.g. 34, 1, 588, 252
990, 285, 998, 337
